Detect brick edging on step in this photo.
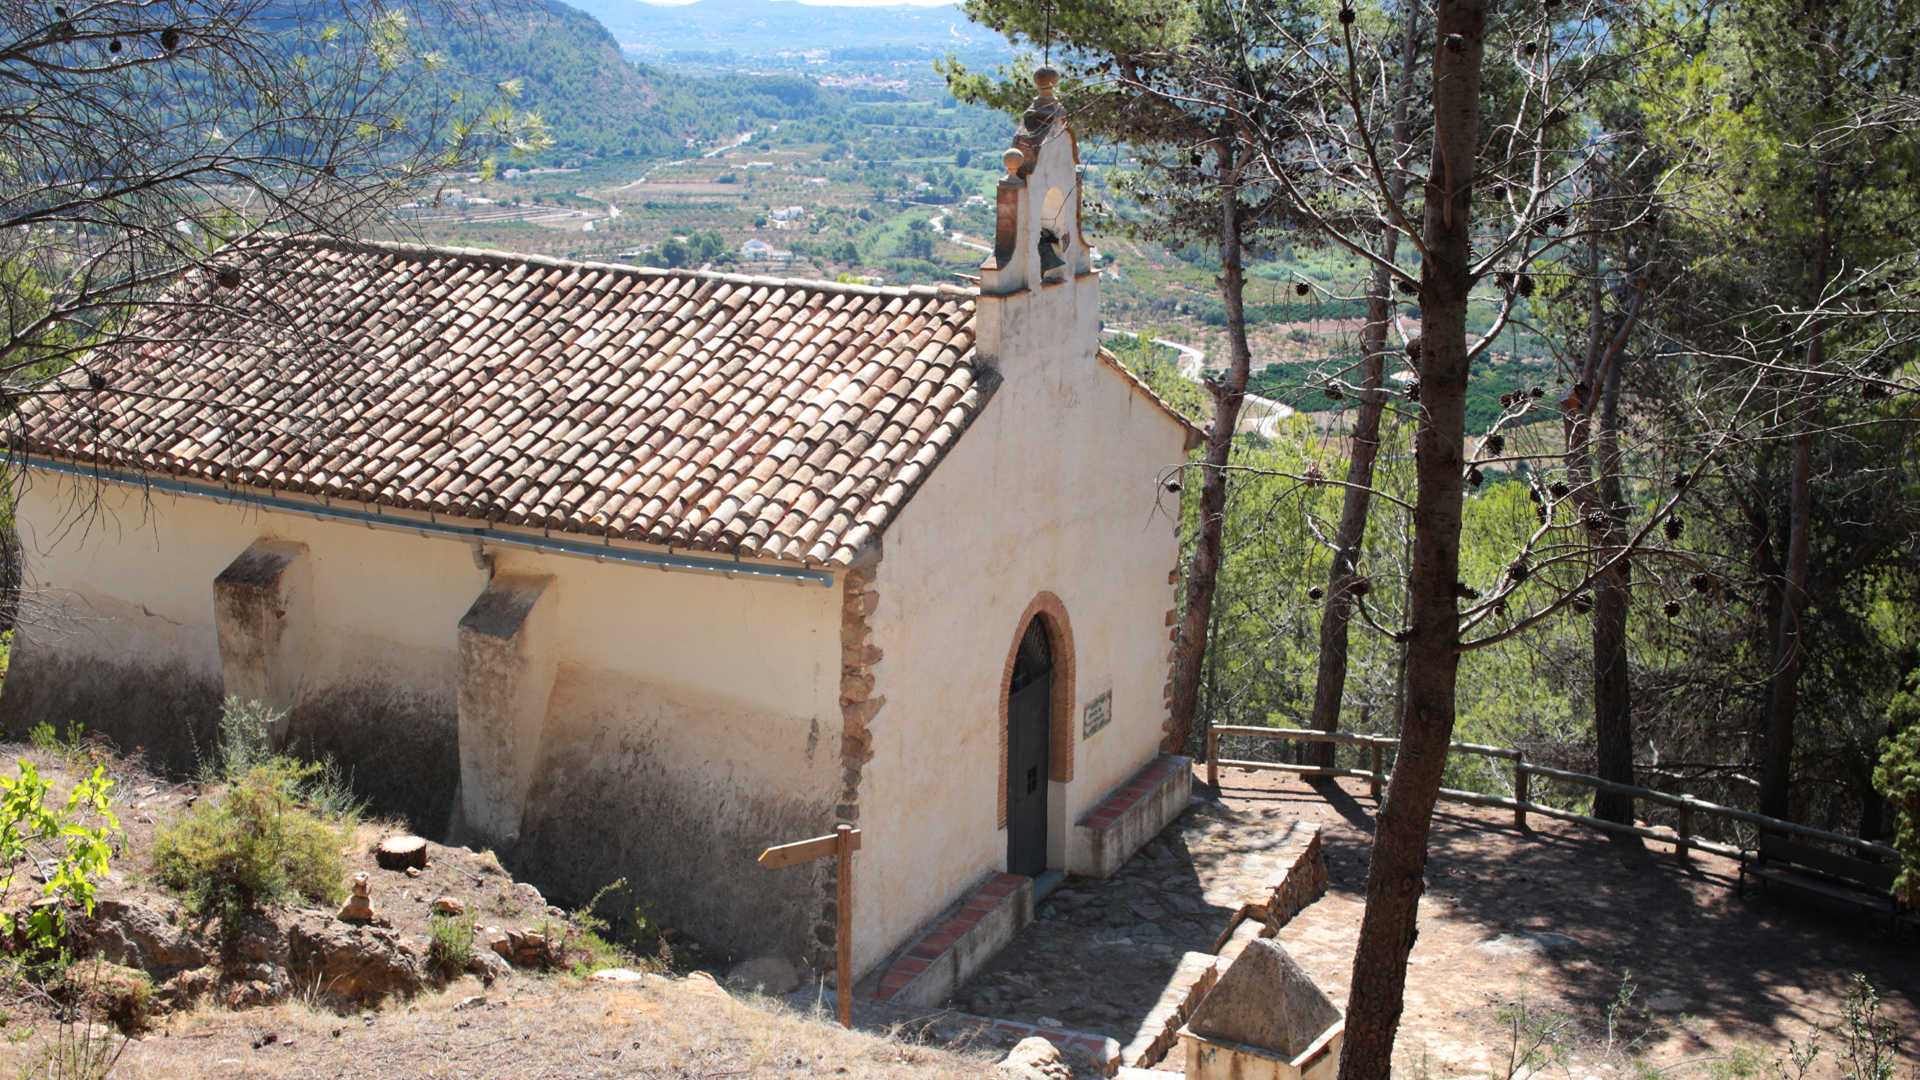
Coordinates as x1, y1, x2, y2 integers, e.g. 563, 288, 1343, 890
1076, 753, 1189, 831
871, 872, 1026, 1003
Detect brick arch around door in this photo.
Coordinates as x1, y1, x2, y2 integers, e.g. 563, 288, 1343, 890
997, 591, 1076, 876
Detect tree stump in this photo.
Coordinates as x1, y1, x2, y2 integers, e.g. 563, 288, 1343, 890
374, 835, 428, 871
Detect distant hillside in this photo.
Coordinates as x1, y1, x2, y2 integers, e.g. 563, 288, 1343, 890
418, 0, 860, 163
424, 1, 676, 160
565, 0, 1010, 65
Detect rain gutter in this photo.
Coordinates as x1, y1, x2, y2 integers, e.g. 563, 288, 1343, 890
9, 455, 836, 588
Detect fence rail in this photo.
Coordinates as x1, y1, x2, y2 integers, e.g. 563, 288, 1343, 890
1204, 725, 1899, 867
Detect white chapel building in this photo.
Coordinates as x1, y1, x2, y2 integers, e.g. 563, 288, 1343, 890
2, 72, 1199, 982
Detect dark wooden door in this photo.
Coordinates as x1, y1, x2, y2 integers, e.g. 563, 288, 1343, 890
1007, 618, 1052, 877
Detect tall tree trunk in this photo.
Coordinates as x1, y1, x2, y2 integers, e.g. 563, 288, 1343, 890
1305, 1, 1419, 769
1565, 235, 1640, 824
1760, 420, 1813, 819
1164, 138, 1252, 756
1304, 254, 1392, 768
1590, 351, 1635, 823
1337, 2, 1483, 1077
1759, 171, 1827, 821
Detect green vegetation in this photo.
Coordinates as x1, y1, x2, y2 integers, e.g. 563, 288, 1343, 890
57, 958, 153, 1034
0, 760, 119, 952
1873, 666, 1920, 906
427, 912, 477, 976
152, 757, 351, 926
563, 877, 687, 975
1107, 333, 1207, 424
153, 699, 356, 927
1248, 348, 1553, 431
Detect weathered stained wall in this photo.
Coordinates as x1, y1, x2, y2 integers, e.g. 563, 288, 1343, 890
3, 469, 845, 963
479, 542, 844, 964
854, 112, 1190, 977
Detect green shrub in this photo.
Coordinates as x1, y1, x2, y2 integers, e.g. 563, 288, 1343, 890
1873, 667, 1920, 906
427, 913, 476, 975
151, 759, 350, 926
1840, 974, 1899, 1080
203, 696, 276, 781
203, 697, 365, 821
0, 760, 118, 951
26, 720, 59, 754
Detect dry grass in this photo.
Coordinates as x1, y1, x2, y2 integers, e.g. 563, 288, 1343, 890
0, 975, 1002, 1080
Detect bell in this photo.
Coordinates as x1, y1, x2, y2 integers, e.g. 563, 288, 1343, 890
1038, 237, 1066, 274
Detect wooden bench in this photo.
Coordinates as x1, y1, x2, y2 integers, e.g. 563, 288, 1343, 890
1738, 833, 1911, 934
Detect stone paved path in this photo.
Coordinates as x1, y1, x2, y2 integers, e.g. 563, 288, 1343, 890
954, 796, 1313, 1045
949, 766, 1919, 1080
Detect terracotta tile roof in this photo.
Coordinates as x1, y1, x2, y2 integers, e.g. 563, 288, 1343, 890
15, 237, 988, 567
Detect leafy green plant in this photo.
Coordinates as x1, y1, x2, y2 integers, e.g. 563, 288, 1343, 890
1839, 974, 1899, 1080
151, 759, 350, 927
1873, 668, 1920, 907
1703, 1045, 1767, 1080
25, 721, 59, 754
427, 913, 476, 976
26, 717, 88, 760
202, 697, 365, 821
0, 760, 119, 951
561, 876, 688, 975
202, 696, 277, 782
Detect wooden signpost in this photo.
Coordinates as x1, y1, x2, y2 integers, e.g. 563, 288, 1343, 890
759, 823, 861, 1027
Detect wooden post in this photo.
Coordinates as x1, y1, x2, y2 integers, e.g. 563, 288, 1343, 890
1513, 756, 1528, 830
835, 824, 854, 1026
1675, 802, 1692, 863
1368, 737, 1383, 801
760, 825, 863, 1028
1206, 727, 1219, 790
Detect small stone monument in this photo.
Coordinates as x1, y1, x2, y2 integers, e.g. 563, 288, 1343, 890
338, 872, 374, 923
1178, 938, 1343, 1080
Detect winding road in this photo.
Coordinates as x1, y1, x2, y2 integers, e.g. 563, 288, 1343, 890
1108, 332, 1295, 439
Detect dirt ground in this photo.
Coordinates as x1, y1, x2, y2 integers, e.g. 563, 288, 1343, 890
958, 767, 1917, 1079
0, 743, 999, 1079
0, 975, 1001, 1080
6, 746, 1913, 1079
1257, 770, 1919, 1078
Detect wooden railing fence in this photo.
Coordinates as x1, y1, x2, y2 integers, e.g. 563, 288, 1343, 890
1204, 725, 1900, 867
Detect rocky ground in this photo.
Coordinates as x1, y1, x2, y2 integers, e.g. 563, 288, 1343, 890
8, 971, 1010, 1080
0, 745, 1001, 1080
5, 745, 583, 1016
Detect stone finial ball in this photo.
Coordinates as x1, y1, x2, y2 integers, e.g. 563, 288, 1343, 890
1034, 66, 1061, 91
1003, 147, 1026, 175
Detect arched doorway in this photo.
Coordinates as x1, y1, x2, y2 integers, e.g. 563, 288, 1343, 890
1006, 616, 1053, 877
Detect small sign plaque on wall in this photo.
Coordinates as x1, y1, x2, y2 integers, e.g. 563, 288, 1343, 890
1082, 690, 1113, 739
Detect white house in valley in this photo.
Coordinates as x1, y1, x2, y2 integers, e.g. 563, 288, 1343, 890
2, 72, 1199, 983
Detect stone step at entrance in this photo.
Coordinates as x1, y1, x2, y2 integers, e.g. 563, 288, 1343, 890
867, 872, 1033, 1008
1071, 754, 1192, 878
